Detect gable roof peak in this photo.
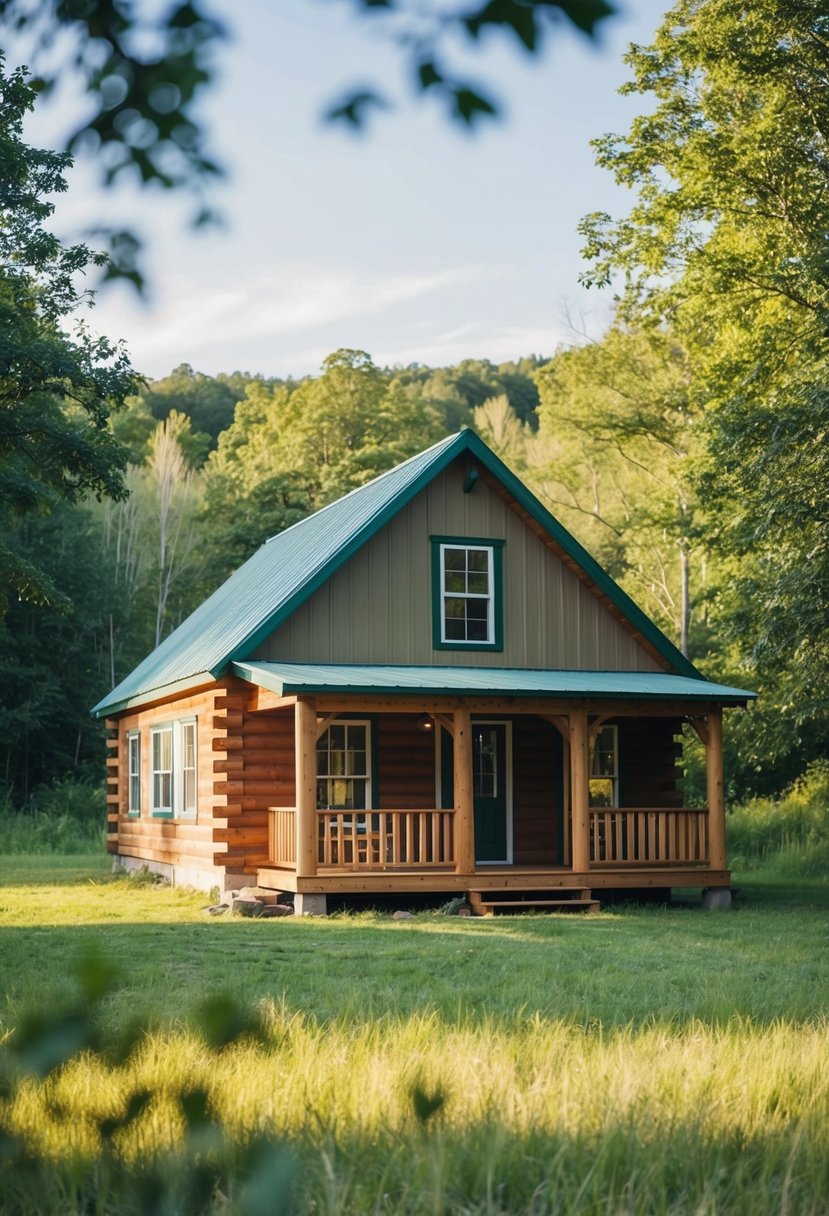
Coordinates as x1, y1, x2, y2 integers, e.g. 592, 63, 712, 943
92, 426, 701, 718
263, 430, 466, 547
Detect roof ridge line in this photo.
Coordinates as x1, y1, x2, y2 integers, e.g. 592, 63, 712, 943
264, 430, 466, 545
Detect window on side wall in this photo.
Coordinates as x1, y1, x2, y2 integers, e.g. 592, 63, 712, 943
589, 725, 618, 807
431, 536, 504, 651
127, 731, 141, 816
150, 718, 198, 819
151, 725, 173, 816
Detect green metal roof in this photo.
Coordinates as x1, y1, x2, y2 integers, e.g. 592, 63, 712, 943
231, 661, 756, 705
92, 429, 720, 718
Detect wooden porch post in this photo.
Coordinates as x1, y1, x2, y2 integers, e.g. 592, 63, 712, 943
453, 707, 475, 874
706, 707, 726, 870
295, 697, 318, 877
569, 707, 590, 872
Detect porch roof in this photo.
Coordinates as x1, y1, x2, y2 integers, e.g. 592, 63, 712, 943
231, 661, 755, 705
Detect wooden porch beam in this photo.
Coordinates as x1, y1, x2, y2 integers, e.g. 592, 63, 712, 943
315, 713, 337, 742
569, 708, 590, 872
588, 713, 613, 745
453, 708, 475, 875
538, 714, 569, 742
686, 715, 709, 747
294, 697, 318, 878
706, 707, 726, 871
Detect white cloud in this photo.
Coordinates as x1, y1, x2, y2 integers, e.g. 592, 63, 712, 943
87, 261, 500, 376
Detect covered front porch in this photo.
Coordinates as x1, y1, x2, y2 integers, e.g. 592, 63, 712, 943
232, 663, 743, 909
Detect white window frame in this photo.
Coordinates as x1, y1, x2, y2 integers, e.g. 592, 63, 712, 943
589, 724, 619, 808
440, 543, 495, 646
127, 730, 141, 816
151, 718, 198, 820
316, 719, 372, 812
151, 724, 174, 817
178, 718, 198, 822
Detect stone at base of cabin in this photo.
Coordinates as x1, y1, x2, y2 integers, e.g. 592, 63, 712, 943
457, 907, 472, 917
232, 898, 265, 917
260, 903, 294, 918
223, 888, 240, 906
206, 904, 229, 916
294, 893, 327, 916
702, 887, 732, 910
238, 886, 280, 905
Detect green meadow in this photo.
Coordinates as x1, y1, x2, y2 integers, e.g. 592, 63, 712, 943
1, 776, 828, 1215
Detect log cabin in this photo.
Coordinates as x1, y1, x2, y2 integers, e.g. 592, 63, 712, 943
92, 430, 754, 912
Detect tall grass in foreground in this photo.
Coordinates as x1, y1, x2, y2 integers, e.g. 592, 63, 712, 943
727, 760, 829, 876
4, 1001, 829, 1215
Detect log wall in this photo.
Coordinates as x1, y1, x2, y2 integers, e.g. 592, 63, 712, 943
376, 714, 436, 809
512, 716, 561, 865
111, 678, 295, 878
618, 718, 683, 808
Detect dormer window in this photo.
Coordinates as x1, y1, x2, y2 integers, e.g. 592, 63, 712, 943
431, 536, 504, 651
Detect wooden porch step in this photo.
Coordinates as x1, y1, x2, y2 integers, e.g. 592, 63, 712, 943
467, 887, 599, 916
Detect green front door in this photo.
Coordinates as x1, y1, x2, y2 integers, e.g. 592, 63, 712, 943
472, 723, 508, 862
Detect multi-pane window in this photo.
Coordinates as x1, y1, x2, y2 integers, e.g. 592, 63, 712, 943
181, 720, 197, 819
127, 732, 141, 815
440, 544, 493, 644
316, 722, 370, 810
589, 725, 618, 807
152, 725, 173, 815
473, 727, 498, 798
149, 719, 198, 818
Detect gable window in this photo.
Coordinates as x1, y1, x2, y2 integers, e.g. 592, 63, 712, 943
151, 718, 198, 819
316, 722, 371, 810
127, 731, 141, 816
589, 725, 618, 807
431, 536, 504, 651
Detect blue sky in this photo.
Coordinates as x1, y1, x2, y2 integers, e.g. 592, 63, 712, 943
19, 0, 670, 381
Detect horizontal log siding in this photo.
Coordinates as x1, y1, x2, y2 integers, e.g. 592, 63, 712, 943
226, 699, 295, 871
376, 714, 436, 809
106, 720, 119, 854
619, 718, 683, 808
512, 716, 561, 865
113, 682, 241, 871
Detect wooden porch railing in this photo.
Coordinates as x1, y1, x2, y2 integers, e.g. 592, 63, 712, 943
268, 808, 456, 870
318, 810, 455, 869
269, 809, 297, 867
589, 807, 709, 866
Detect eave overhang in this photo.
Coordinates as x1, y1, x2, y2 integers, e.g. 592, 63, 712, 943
231, 662, 756, 706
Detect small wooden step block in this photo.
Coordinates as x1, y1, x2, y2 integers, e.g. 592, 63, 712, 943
467, 887, 599, 916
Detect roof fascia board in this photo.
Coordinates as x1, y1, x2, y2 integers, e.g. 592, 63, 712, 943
226, 432, 473, 670
91, 671, 215, 719
232, 662, 755, 705
460, 432, 702, 680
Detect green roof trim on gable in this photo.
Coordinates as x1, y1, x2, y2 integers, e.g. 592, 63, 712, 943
92, 430, 717, 718
231, 662, 756, 705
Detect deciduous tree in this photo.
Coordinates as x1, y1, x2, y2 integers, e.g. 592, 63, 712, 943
0, 57, 137, 612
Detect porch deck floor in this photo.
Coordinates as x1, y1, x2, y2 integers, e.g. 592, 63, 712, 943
256, 864, 730, 895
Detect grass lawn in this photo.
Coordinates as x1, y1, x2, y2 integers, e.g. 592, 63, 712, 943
1, 854, 828, 1214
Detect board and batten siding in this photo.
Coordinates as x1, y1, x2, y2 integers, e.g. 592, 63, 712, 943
253, 459, 662, 671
